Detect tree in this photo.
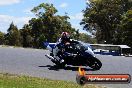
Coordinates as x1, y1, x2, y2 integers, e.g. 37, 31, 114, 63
0, 31, 5, 45
6, 22, 21, 46
79, 33, 96, 43
20, 24, 33, 47
117, 10, 132, 47
72, 29, 80, 40
81, 0, 132, 44
30, 3, 76, 48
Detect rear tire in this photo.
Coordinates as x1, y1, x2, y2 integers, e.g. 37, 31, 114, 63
56, 62, 66, 68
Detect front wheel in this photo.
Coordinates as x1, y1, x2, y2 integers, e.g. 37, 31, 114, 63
86, 57, 102, 70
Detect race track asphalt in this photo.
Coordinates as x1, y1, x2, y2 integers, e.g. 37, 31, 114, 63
0, 47, 132, 88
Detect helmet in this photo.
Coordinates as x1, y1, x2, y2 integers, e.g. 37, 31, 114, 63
61, 32, 70, 41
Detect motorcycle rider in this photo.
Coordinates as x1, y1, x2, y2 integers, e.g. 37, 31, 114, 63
53, 32, 71, 64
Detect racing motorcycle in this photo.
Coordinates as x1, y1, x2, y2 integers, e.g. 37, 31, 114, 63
44, 41, 102, 70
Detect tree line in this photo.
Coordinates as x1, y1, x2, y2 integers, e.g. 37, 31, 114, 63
0, 0, 131, 48
0, 3, 95, 48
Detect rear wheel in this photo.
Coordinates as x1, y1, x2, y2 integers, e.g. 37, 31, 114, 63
86, 57, 102, 70
56, 62, 66, 68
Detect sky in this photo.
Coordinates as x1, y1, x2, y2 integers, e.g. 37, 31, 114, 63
0, 0, 89, 33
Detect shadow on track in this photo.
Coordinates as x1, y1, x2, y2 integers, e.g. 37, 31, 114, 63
38, 65, 97, 71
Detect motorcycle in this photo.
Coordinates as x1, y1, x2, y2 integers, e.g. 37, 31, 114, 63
44, 41, 102, 70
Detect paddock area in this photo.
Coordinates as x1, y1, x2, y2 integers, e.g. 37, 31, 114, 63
90, 44, 131, 56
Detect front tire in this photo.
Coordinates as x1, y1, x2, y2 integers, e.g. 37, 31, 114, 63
86, 57, 102, 70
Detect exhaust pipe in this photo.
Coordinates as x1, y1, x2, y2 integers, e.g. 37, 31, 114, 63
45, 54, 58, 64
45, 54, 54, 60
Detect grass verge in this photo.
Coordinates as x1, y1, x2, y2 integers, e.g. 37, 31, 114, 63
0, 73, 105, 88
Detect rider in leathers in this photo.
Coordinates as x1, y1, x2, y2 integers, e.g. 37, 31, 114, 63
53, 32, 72, 63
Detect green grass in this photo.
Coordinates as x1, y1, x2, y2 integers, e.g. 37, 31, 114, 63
0, 73, 105, 88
